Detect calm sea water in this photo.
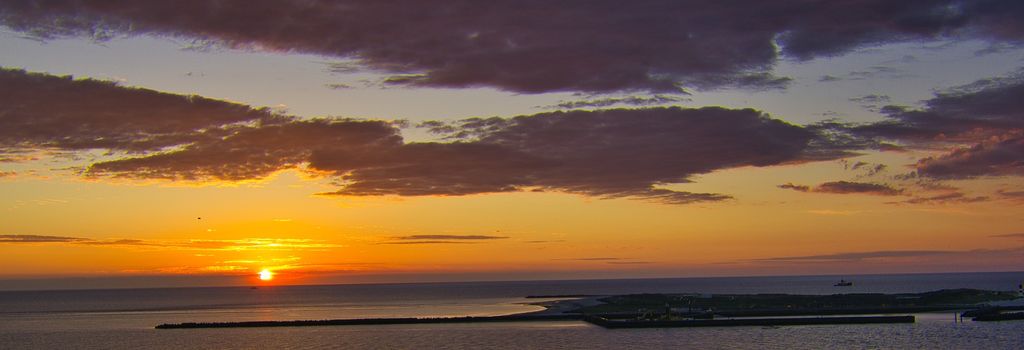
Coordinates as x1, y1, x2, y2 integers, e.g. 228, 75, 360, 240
1, 272, 1022, 349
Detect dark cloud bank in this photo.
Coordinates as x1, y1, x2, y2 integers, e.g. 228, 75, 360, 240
3, 0, 1024, 203
2, 0, 1023, 94
1, 68, 849, 204
96, 105, 823, 204
6, 64, 1024, 204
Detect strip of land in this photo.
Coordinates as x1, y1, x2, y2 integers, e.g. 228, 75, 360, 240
155, 288, 1023, 329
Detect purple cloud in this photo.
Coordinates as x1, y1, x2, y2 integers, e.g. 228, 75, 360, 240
779, 181, 903, 196
3, 1, 1023, 94
2, 70, 855, 205
0, 68, 274, 153
915, 134, 1024, 179
87, 106, 832, 204
312, 107, 821, 203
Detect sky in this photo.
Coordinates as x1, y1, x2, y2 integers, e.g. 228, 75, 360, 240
1, 0, 1023, 290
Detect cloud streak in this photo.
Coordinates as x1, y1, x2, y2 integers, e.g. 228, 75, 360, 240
0, 235, 340, 250
779, 181, 903, 196
751, 250, 951, 262
745, 245, 1024, 266
394, 235, 508, 240
3, 1, 1023, 94
0, 234, 88, 243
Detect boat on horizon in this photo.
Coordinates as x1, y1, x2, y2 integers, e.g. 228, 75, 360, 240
834, 279, 853, 287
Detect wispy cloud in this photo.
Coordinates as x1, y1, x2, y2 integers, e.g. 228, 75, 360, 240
997, 189, 1024, 200
805, 210, 862, 216
380, 235, 509, 245
542, 95, 689, 109
554, 257, 654, 265
779, 181, 903, 196
750, 246, 1024, 263
991, 233, 1024, 239
889, 191, 990, 205
394, 235, 508, 240
0, 235, 341, 251
0, 235, 88, 243
751, 250, 953, 262
523, 240, 566, 244
562, 257, 625, 261
379, 241, 478, 245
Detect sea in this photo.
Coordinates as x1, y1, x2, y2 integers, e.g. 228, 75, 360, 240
1, 272, 1022, 349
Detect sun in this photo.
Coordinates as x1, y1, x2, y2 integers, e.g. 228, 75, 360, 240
258, 269, 273, 281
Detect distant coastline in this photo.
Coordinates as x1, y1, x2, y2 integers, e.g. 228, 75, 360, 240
156, 288, 1024, 329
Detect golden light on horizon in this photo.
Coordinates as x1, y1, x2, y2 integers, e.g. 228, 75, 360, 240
258, 269, 273, 281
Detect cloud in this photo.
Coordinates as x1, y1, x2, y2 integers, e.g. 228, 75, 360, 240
98, 106, 847, 204
554, 257, 652, 264
313, 107, 823, 203
779, 181, 903, 196
750, 246, 1024, 264
991, 233, 1024, 239
5, 71, 850, 204
997, 189, 1024, 199
849, 71, 1024, 144
914, 133, 1024, 179
394, 235, 508, 240
544, 95, 689, 109
0, 235, 339, 250
3, 1, 1023, 93
849, 94, 892, 111
381, 234, 509, 245
78, 239, 149, 246
0, 234, 88, 243
892, 191, 990, 204
805, 209, 862, 216
752, 250, 959, 262
0, 170, 14, 178
778, 183, 811, 192
380, 241, 477, 245
815, 181, 903, 195
562, 257, 624, 261
87, 118, 402, 181
0, 68, 274, 154
813, 71, 1024, 181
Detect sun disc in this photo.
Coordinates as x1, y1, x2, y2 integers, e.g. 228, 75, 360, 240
258, 269, 273, 281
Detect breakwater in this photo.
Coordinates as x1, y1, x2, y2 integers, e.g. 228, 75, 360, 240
156, 314, 581, 329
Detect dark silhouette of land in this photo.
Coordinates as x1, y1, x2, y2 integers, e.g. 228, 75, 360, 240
155, 288, 1023, 329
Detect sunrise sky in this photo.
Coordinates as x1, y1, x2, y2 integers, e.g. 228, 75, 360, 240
1, 1, 1023, 290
